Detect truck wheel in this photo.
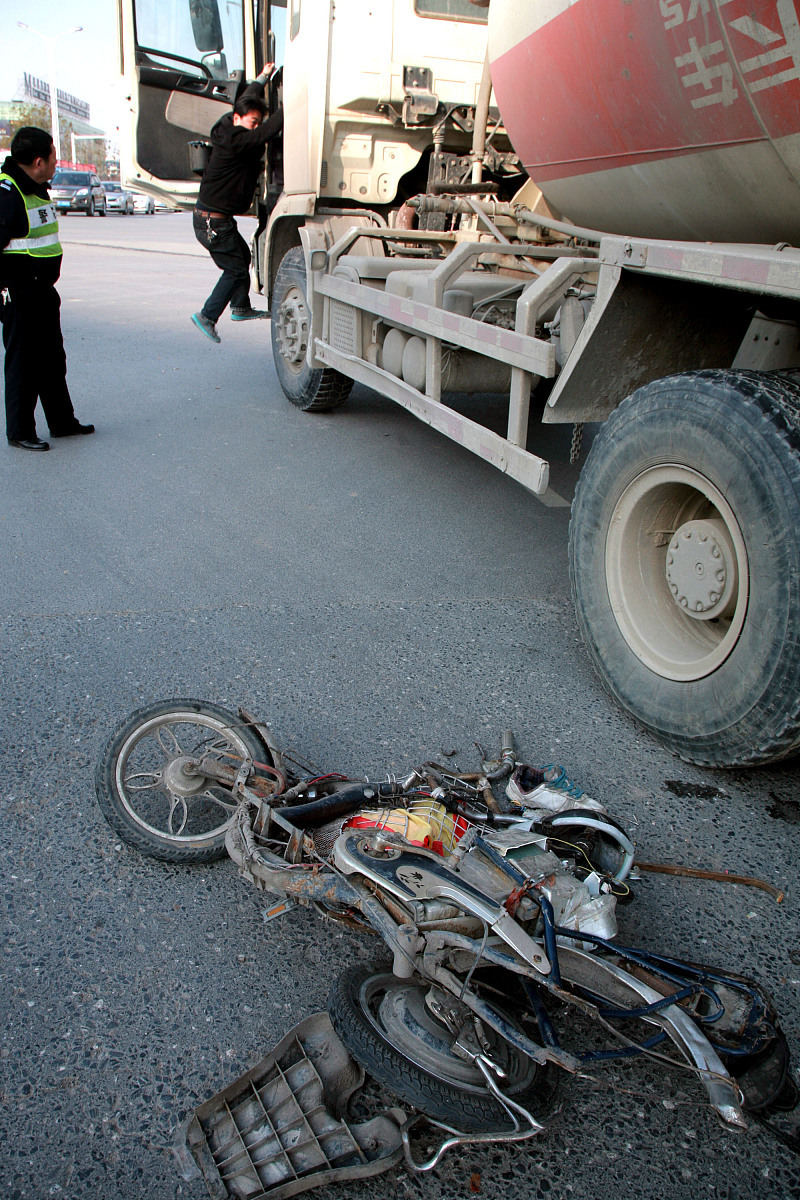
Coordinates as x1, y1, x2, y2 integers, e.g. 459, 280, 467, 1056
569, 369, 800, 767
270, 247, 353, 411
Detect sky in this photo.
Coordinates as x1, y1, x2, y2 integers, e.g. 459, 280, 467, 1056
1, 0, 122, 134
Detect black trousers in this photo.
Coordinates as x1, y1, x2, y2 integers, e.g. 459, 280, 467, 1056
1, 269, 76, 441
193, 212, 253, 323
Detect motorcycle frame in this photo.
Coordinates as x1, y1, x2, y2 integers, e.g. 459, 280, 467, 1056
225, 790, 749, 1128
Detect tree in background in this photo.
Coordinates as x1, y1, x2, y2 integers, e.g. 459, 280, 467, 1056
2, 101, 108, 173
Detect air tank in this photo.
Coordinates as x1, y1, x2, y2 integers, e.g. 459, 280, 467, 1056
488, 0, 800, 243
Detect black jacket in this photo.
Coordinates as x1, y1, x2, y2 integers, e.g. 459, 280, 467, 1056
0, 155, 62, 286
197, 81, 283, 216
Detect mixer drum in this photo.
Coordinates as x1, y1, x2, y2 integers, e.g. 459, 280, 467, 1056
488, 0, 800, 243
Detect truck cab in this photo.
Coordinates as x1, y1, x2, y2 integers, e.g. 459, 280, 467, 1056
118, 1, 497, 287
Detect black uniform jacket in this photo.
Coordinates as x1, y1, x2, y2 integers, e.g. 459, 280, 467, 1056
196, 81, 283, 217
0, 155, 62, 288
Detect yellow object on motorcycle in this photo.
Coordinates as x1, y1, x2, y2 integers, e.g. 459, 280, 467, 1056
344, 800, 470, 855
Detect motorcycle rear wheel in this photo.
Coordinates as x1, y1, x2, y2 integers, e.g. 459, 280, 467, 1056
328, 965, 558, 1132
95, 699, 267, 862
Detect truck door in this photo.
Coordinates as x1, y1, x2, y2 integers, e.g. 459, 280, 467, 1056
118, 0, 261, 201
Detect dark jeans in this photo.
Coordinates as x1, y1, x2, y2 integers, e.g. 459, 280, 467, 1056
1, 272, 76, 441
192, 212, 253, 323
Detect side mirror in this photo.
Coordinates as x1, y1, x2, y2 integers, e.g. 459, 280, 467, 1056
189, 0, 223, 53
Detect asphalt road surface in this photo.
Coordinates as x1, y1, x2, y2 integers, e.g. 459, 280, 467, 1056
1, 213, 799, 1200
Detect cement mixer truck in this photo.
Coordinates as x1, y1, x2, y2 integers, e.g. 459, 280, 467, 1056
118, 0, 800, 768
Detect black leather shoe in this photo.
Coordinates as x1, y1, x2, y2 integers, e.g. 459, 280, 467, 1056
8, 437, 50, 451
50, 422, 95, 437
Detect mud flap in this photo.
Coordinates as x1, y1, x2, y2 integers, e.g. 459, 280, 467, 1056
174, 1012, 407, 1199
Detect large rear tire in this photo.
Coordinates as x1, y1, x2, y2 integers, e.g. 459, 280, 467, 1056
270, 247, 353, 412
328, 966, 558, 1132
569, 369, 800, 767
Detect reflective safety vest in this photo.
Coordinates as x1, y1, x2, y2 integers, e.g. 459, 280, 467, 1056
0, 173, 62, 258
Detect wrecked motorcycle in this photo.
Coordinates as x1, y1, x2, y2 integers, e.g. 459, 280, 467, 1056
96, 699, 795, 1190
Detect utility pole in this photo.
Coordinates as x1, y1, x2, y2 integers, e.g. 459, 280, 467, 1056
17, 22, 83, 160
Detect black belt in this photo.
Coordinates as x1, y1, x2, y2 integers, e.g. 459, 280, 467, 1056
195, 208, 228, 218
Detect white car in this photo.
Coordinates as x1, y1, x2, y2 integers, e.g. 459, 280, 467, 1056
130, 191, 155, 214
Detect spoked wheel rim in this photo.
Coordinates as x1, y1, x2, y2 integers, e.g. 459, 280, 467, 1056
357, 973, 536, 1094
112, 709, 254, 847
275, 285, 308, 376
606, 464, 749, 681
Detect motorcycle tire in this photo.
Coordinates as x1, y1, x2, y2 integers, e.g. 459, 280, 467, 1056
328, 965, 559, 1132
95, 698, 268, 863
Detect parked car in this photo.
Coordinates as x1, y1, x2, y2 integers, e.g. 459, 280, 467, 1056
102, 181, 134, 214
130, 191, 155, 214
50, 169, 106, 216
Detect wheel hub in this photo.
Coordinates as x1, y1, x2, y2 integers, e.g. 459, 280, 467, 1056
605, 464, 749, 680
276, 287, 308, 367
162, 756, 209, 797
376, 982, 490, 1087
665, 518, 737, 619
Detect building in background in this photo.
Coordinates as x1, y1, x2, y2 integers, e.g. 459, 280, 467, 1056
0, 72, 115, 174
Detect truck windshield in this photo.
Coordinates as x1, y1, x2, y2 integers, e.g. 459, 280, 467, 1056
133, 0, 245, 80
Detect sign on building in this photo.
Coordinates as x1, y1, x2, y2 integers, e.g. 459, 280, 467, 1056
23, 72, 91, 121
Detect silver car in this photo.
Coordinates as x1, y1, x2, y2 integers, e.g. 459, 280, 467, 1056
102, 181, 134, 215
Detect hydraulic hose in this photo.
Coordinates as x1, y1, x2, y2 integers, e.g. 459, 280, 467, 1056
514, 206, 607, 244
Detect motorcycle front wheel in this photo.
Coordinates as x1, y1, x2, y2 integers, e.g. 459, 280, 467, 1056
328, 965, 558, 1132
95, 699, 267, 863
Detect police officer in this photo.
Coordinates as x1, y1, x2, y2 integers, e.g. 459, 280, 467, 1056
0, 126, 94, 451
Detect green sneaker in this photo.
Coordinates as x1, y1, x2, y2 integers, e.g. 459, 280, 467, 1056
230, 308, 270, 321
191, 312, 221, 343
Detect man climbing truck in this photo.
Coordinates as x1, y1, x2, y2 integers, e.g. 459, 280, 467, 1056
119, 0, 800, 768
